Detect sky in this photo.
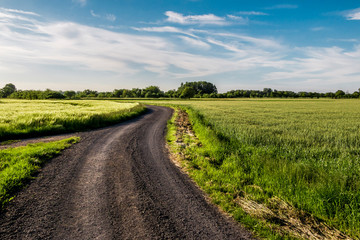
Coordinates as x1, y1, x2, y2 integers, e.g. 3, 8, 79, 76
0, 0, 359, 93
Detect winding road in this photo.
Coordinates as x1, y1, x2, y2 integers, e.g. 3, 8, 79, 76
0, 106, 254, 239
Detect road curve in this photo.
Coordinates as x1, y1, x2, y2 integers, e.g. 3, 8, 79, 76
0, 105, 254, 239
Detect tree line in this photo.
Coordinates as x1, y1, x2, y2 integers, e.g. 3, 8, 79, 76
1, 82, 359, 99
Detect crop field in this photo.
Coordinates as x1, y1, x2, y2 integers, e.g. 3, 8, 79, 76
0, 99, 145, 141
156, 99, 360, 238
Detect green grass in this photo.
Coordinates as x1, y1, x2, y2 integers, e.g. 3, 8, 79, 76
0, 137, 79, 209
158, 99, 360, 238
0, 99, 146, 141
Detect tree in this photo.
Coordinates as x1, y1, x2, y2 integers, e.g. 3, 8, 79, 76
42, 89, 65, 99
263, 88, 272, 97
143, 86, 164, 98
1, 83, 16, 98
64, 90, 76, 99
180, 87, 196, 98
335, 90, 345, 99
177, 81, 217, 96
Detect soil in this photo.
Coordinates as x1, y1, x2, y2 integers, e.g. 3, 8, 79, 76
0, 105, 254, 240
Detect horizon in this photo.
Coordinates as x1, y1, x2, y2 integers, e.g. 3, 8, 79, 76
0, 0, 359, 93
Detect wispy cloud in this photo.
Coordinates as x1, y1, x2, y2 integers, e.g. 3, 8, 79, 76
90, 10, 100, 18
0, 7, 39, 16
179, 36, 210, 50
343, 8, 360, 20
90, 10, 116, 22
105, 14, 116, 22
164, 11, 250, 26
133, 26, 198, 38
263, 46, 360, 88
227, 15, 248, 24
266, 4, 298, 10
237, 11, 268, 16
203, 31, 283, 49
165, 11, 227, 25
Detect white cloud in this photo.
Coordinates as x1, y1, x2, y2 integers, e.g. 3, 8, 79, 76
179, 36, 210, 50
266, 4, 298, 10
238, 11, 268, 16
263, 46, 360, 87
227, 15, 248, 24
207, 38, 246, 55
344, 8, 360, 20
0, 7, 39, 16
165, 11, 227, 25
90, 10, 100, 18
205, 32, 283, 49
133, 26, 198, 38
106, 14, 116, 22
90, 10, 116, 22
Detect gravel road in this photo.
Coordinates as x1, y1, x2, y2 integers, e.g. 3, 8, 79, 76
0, 105, 254, 239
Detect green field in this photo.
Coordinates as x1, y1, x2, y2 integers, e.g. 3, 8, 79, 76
0, 99, 145, 141
157, 99, 360, 238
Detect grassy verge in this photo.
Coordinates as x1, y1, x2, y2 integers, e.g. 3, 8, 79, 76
0, 137, 80, 209
167, 105, 355, 239
0, 100, 146, 141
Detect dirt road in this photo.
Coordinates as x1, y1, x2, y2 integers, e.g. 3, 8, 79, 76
0, 106, 254, 239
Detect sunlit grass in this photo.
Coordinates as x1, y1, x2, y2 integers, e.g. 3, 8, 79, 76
0, 99, 145, 140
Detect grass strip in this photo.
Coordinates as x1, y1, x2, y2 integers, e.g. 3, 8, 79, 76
0, 137, 80, 209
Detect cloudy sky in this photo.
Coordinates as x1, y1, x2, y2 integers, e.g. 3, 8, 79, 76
0, 0, 359, 92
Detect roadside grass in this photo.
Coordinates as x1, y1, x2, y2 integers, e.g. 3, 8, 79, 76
161, 99, 360, 239
0, 137, 79, 209
0, 99, 146, 141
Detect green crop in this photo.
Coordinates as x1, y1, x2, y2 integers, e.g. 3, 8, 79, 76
0, 99, 145, 141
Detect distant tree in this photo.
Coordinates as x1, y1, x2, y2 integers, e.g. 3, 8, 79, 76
144, 86, 163, 98
64, 90, 76, 99
1, 83, 16, 98
42, 89, 65, 99
180, 86, 196, 98
177, 81, 217, 96
335, 90, 345, 99
79, 89, 98, 98
263, 88, 272, 97
351, 91, 359, 98
122, 90, 129, 98
165, 89, 177, 98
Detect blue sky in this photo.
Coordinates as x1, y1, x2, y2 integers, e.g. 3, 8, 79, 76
0, 0, 359, 92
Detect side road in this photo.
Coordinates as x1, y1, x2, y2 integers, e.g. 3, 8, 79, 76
0, 105, 254, 239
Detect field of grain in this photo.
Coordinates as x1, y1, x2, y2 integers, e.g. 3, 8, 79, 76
0, 99, 145, 141
158, 99, 360, 237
